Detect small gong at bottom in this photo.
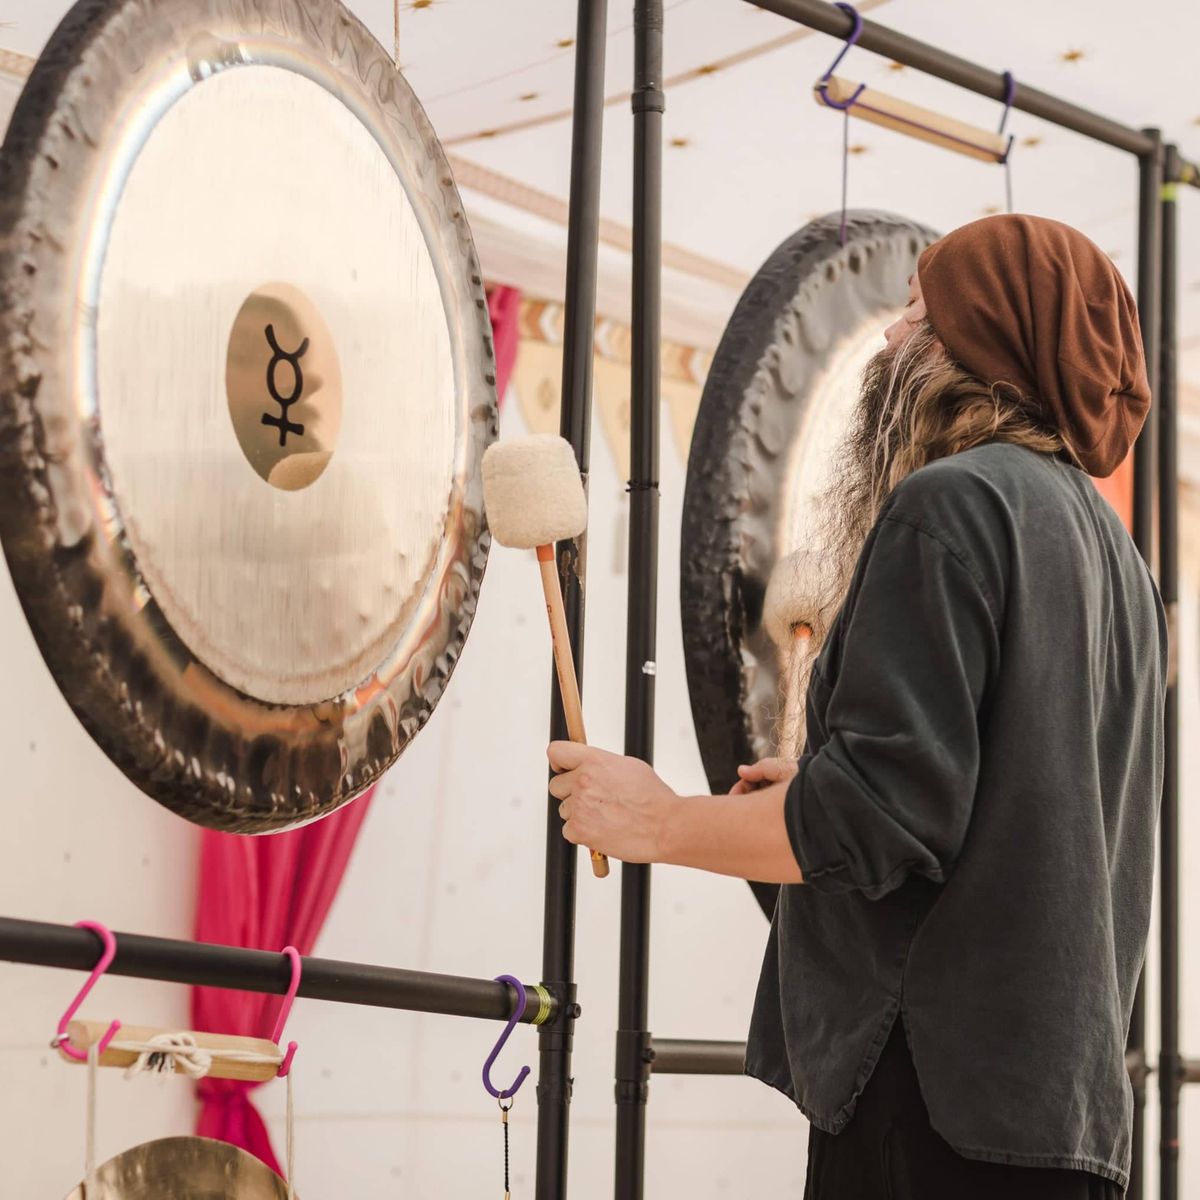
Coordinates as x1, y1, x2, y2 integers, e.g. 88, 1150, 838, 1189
64, 1137, 287, 1199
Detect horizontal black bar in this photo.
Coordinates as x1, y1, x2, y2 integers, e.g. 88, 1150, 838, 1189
649, 1038, 746, 1075
747, 0, 1200, 183
1185, 1059, 1200, 1085
650, 1037, 1177, 1082
0, 917, 551, 1024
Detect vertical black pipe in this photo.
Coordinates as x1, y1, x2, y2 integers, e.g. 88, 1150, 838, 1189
1129, 126, 1163, 1200
614, 3, 663, 1198
1134, 133, 1163, 557
536, 3, 607, 1197
1158, 142, 1181, 1200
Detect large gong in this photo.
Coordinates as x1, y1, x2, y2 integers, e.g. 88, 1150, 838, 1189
0, 0, 496, 830
681, 211, 938, 911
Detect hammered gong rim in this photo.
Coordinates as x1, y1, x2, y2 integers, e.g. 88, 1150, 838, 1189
0, 0, 497, 831
680, 211, 938, 914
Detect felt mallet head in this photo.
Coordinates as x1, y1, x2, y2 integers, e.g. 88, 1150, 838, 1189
763, 549, 823, 649
482, 434, 588, 550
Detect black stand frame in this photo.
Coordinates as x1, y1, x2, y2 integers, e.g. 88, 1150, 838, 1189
613, 6, 1197, 1200
0, 3, 1196, 1199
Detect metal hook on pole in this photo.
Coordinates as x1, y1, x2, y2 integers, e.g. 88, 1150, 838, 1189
52, 921, 122, 1061
813, 2, 866, 111
482, 975, 532, 1101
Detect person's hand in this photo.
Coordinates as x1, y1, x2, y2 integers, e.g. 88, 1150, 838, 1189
729, 756, 799, 795
547, 742, 678, 864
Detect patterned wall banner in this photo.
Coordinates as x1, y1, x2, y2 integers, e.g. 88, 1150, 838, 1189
511, 296, 707, 471
512, 338, 563, 438
594, 357, 632, 482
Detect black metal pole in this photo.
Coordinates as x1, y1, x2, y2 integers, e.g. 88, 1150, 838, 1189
614, 3, 663, 1198
1129, 126, 1164, 1200
536, 1, 608, 1197
0, 917, 552, 1022
647, 1034, 1158, 1083
746, 0, 1200, 182
1158, 142, 1182, 1200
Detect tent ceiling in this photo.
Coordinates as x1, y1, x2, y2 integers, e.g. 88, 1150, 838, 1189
4, 0, 1200, 383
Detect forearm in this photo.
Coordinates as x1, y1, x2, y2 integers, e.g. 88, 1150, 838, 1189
659, 782, 804, 884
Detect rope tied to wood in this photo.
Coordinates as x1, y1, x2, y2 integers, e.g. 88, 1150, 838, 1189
113, 1032, 282, 1080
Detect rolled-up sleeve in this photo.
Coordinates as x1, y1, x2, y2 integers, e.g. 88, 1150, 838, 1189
787, 512, 999, 900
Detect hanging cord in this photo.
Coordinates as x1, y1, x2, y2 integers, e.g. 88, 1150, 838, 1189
393, 0, 400, 66
998, 70, 1016, 213
285, 1069, 295, 1200
812, 3, 866, 246
840, 108, 851, 245
499, 1097, 512, 1199
85, 1042, 98, 1197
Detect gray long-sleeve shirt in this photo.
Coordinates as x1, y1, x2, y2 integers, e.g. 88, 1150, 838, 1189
744, 443, 1165, 1189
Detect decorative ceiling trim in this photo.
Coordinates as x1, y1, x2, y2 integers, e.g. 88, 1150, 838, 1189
517, 295, 711, 386
448, 154, 748, 290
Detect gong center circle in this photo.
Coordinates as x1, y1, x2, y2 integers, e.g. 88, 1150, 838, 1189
226, 282, 343, 492
94, 64, 458, 706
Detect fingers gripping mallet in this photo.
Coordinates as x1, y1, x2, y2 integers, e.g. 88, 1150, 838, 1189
482, 434, 610, 879
764, 549, 822, 759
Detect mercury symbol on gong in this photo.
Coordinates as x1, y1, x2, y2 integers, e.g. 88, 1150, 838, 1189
225, 282, 343, 492
261, 323, 309, 446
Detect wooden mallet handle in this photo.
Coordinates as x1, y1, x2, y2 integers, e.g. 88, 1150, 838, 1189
538, 545, 609, 879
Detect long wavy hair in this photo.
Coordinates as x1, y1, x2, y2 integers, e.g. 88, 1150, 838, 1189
777, 319, 1077, 756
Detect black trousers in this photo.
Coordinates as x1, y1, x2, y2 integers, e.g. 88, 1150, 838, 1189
803, 1017, 1125, 1200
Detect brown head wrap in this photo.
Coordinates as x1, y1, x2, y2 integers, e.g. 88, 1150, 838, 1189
917, 214, 1150, 477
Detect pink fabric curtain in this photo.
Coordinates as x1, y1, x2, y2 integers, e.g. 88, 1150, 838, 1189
487, 285, 521, 410
189, 284, 522, 1174
191, 793, 374, 1172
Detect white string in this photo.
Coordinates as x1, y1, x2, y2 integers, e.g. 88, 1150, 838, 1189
285, 1069, 295, 1200
113, 1033, 282, 1080
85, 1042, 98, 1197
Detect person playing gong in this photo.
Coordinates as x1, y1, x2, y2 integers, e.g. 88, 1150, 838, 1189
549, 214, 1164, 1200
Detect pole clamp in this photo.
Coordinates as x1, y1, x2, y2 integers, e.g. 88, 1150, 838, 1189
631, 88, 666, 115
615, 1028, 654, 1085
1158, 1051, 1187, 1101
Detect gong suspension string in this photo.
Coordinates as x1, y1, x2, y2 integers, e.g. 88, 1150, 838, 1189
285, 1070, 295, 1200
85, 1042, 98, 1197
999, 69, 1015, 214
839, 107, 851, 246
